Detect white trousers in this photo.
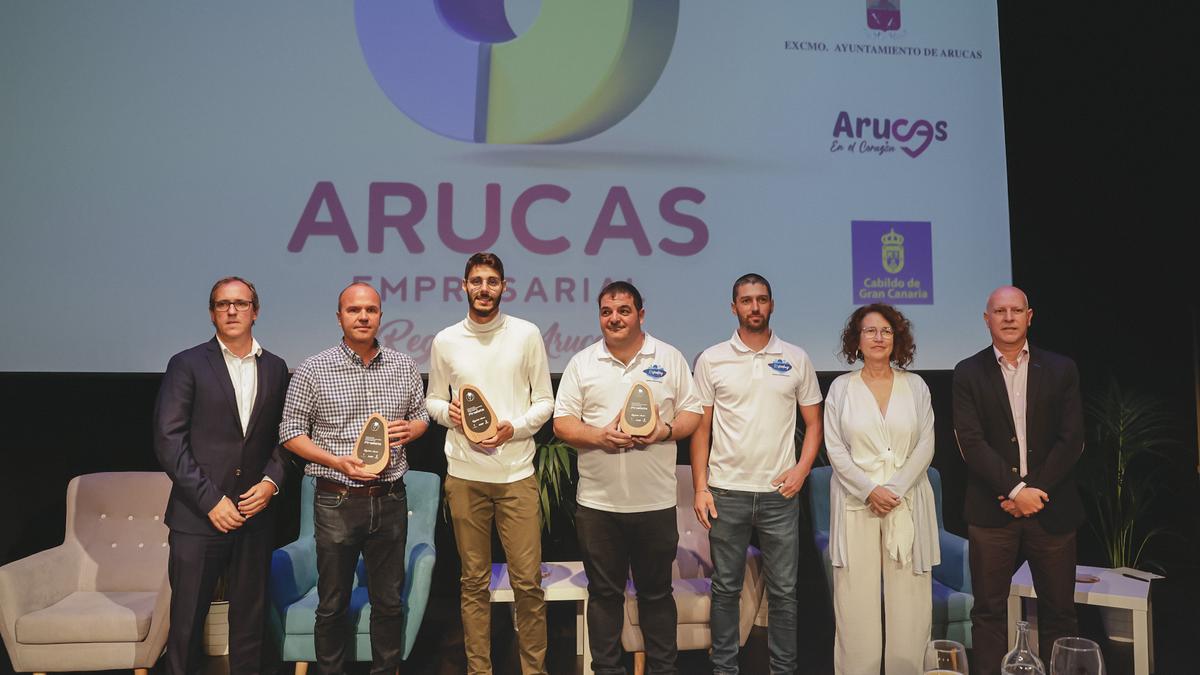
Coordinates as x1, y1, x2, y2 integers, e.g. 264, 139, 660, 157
832, 507, 932, 675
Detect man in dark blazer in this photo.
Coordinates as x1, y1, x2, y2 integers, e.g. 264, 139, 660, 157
953, 285, 1084, 672
153, 276, 290, 675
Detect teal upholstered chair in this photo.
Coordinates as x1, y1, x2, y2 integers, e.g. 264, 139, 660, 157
268, 471, 440, 673
808, 465, 973, 646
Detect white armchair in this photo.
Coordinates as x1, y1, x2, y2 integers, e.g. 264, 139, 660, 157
620, 465, 765, 674
0, 472, 172, 674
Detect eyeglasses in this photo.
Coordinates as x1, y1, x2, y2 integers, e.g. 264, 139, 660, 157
466, 277, 503, 289
213, 300, 253, 312
861, 327, 894, 339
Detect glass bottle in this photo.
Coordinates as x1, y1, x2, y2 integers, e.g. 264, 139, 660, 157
1002, 620, 1046, 674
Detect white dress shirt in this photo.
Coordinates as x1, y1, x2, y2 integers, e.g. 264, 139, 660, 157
217, 336, 276, 492
993, 342, 1030, 498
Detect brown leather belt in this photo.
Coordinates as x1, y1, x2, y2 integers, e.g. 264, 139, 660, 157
316, 477, 399, 497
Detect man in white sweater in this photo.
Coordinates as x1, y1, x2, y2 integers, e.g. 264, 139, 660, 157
426, 252, 555, 675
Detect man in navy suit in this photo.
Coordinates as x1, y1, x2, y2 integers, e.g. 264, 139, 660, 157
153, 276, 290, 675
953, 286, 1084, 672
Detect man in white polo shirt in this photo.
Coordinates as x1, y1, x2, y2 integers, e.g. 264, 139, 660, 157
426, 252, 555, 675
691, 273, 824, 675
554, 281, 702, 675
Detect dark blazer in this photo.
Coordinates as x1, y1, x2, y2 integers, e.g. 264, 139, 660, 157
153, 337, 289, 535
952, 344, 1084, 533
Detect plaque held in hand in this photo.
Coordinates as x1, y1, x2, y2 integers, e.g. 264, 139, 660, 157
354, 413, 390, 475
461, 384, 498, 444
619, 382, 657, 436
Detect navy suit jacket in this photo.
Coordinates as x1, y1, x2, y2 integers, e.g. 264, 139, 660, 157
153, 337, 289, 535
952, 344, 1085, 533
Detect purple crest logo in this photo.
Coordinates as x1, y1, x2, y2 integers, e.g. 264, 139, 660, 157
867, 0, 901, 32
851, 221, 933, 305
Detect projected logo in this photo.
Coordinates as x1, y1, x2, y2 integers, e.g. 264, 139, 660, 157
851, 221, 933, 305
355, 0, 679, 144
866, 0, 901, 32
831, 111, 949, 158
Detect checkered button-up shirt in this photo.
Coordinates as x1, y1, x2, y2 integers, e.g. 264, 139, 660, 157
280, 340, 429, 486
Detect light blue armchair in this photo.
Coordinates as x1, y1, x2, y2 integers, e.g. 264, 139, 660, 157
808, 465, 973, 646
268, 471, 440, 671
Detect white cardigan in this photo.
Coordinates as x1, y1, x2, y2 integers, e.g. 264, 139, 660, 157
824, 369, 940, 573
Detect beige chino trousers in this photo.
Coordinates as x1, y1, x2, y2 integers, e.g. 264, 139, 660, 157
445, 474, 547, 675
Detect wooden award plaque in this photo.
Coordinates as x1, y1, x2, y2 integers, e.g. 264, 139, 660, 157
619, 382, 657, 436
461, 384, 498, 444
354, 413, 390, 475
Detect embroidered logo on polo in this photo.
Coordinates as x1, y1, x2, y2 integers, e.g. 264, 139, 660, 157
768, 359, 793, 374
643, 364, 667, 380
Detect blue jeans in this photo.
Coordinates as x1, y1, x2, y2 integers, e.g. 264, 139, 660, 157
313, 481, 408, 675
708, 486, 799, 675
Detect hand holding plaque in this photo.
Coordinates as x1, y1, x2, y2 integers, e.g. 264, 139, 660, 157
354, 413, 390, 475
618, 382, 658, 437
460, 384, 499, 445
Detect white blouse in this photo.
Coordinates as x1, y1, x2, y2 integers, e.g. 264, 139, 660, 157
824, 369, 940, 573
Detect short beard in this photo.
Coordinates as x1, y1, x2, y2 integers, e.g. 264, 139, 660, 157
470, 295, 499, 318
739, 316, 770, 333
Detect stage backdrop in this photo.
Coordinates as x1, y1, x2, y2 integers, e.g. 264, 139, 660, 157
0, 0, 1009, 372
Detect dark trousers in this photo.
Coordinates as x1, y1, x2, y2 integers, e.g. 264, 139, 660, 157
576, 505, 679, 675
166, 520, 274, 675
969, 519, 1078, 674
313, 482, 408, 675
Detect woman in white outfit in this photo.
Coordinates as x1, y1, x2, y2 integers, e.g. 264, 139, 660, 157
825, 303, 939, 674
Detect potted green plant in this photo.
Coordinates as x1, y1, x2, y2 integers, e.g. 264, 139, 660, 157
439, 436, 579, 535
1081, 379, 1177, 641
535, 436, 577, 533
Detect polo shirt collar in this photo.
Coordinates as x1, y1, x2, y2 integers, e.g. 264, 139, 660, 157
729, 330, 783, 355
597, 333, 657, 362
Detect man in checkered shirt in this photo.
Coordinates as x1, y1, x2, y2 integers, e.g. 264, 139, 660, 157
280, 281, 429, 674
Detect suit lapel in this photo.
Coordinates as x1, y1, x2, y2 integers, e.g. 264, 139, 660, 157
243, 355, 268, 441
1025, 347, 1044, 455
983, 351, 1017, 436
205, 340, 241, 425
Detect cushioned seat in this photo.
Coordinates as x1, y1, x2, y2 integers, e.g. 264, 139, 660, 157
621, 466, 765, 674
932, 578, 975, 645
269, 472, 440, 671
625, 577, 712, 625
0, 471, 172, 674
17, 591, 157, 644
807, 465, 973, 647
280, 586, 371, 637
